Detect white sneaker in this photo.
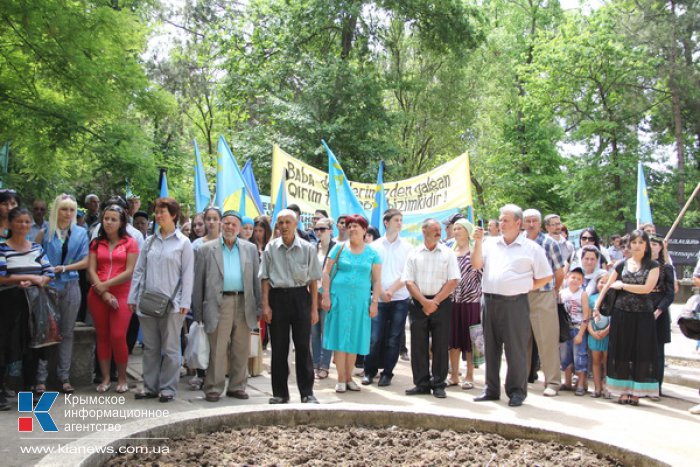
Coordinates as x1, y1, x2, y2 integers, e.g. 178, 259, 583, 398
346, 381, 361, 391
689, 404, 700, 415
335, 383, 347, 393
543, 387, 558, 397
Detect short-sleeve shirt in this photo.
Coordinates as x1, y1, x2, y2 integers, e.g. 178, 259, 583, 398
89, 235, 139, 295
481, 235, 553, 296
401, 242, 460, 296
0, 242, 54, 291
259, 235, 321, 288
534, 232, 564, 292
371, 235, 413, 301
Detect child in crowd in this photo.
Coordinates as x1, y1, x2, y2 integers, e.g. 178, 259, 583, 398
587, 272, 610, 398
559, 267, 591, 396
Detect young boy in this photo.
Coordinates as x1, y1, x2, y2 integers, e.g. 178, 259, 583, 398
559, 267, 591, 396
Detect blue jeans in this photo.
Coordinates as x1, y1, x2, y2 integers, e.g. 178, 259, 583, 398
560, 327, 588, 373
364, 299, 409, 378
311, 309, 332, 370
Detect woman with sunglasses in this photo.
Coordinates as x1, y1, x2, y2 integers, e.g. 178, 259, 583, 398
570, 228, 612, 271
0, 208, 54, 409
311, 217, 335, 379
34, 194, 90, 394
88, 205, 139, 394
0, 189, 21, 241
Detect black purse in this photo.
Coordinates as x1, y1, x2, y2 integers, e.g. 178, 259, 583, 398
557, 303, 571, 343
137, 237, 181, 318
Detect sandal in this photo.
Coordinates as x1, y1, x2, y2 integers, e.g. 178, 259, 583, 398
317, 369, 329, 380
461, 381, 474, 390
617, 395, 629, 405
559, 384, 573, 392
116, 383, 129, 394
629, 397, 640, 406
61, 382, 75, 394
96, 383, 111, 393
447, 378, 460, 387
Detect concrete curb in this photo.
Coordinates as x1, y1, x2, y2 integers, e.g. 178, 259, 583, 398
36, 405, 668, 467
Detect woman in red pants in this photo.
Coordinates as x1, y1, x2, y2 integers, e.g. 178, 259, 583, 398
87, 205, 139, 393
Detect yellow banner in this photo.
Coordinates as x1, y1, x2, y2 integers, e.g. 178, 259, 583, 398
271, 145, 472, 215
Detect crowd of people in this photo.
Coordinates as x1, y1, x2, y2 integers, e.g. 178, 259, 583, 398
0, 186, 699, 414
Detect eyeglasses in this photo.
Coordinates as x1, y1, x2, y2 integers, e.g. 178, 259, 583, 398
60, 194, 75, 201
314, 227, 329, 232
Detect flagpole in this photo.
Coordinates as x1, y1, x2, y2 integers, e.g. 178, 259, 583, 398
664, 181, 700, 242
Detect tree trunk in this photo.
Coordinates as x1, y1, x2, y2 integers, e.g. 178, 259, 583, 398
669, 0, 685, 212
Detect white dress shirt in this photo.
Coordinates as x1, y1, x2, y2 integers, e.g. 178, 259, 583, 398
402, 242, 460, 296
372, 235, 413, 301
481, 235, 553, 296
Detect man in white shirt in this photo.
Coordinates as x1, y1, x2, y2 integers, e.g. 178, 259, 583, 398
472, 204, 553, 407
402, 219, 460, 399
362, 209, 413, 387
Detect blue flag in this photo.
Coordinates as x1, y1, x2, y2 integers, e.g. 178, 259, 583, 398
371, 160, 388, 235
215, 136, 261, 217
271, 169, 288, 226
242, 159, 264, 214
322, 140, 367, 224
636, 161, 653, 226
193, 139, 211, 213
159, 169, 169, 198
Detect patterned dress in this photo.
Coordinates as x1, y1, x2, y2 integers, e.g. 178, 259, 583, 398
449, 251, 483, 353
606, 259, 660, 397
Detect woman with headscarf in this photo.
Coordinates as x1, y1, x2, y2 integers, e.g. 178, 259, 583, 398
447, 219, 483, 390
239, 216, 254, 242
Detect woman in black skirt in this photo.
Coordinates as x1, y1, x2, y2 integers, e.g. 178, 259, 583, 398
649, 236, 674, 396
594, 229, 659, 406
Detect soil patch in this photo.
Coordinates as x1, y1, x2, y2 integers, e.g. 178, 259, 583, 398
105, 425, 623, 466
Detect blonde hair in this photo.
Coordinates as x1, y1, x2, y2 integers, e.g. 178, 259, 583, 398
48, 194, 78, 239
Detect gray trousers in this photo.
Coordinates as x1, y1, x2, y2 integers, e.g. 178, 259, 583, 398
204, 294, 249, 395
37, 281, 81, 383
140, 312, 185, 397
483, 293, 530, 399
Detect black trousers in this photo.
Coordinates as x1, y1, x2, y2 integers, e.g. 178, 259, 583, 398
409, 297, 452, 390
269, 287, 315, 399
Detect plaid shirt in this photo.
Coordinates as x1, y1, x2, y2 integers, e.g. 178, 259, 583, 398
535, 232, 564, 292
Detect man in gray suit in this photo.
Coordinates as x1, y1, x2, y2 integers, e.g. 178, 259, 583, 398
192, 210, 261, 402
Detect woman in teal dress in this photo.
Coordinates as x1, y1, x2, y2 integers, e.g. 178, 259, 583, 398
321, 215, 382, 393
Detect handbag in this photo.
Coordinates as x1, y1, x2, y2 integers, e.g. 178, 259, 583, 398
25, 286, 62, 348
557, 303, 571, 343
469, 323, 485, 366
184, 321, 209, 370
137, 237, 181, 318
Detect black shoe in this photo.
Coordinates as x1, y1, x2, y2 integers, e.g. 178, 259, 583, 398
433, 387, 447, 399
135, 391, 158, 400
361, 375, 374, 385
268, 396, 289, 404
378, 374, 392, 387
508, 393, 526, 407
399, 351, 410, 361
405, 386, 431, 396
301, 395, 319, 404
474, 393, 500, 402
159, 395, 174, 403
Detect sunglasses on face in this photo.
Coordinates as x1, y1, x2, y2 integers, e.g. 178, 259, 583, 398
314, 227, 329, 232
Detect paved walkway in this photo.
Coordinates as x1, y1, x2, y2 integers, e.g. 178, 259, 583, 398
2, 304, 699, 466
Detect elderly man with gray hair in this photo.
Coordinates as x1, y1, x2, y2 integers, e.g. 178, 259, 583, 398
523, 208, 565, 396
260, 209, 322, 404
471, 204, 552, 407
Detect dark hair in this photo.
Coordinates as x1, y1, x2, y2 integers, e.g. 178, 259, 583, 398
561, 224, 569, 237
580, 244, 601, 260
314, 209, 329, 218
133, 211, 149, 221
337, 214, 348, 223
190, 212, 205, 240
649, 235, 666, 266
366, 226, 380, 242
155, 197, 180, 220
345, 214, 368, 230
287, 204, 301, 216
628, 229, 652, 265
253, 216, 272, 250
610, 234, 621, 241
6, 207, 31, 239
102, 196, 127, 211
93, 205, 129, 245
580, 227, 601, 249
0, 188, 21, 207
383, 208, 402, 225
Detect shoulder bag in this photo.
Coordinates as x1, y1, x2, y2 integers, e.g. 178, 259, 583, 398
138, 236, 181, 318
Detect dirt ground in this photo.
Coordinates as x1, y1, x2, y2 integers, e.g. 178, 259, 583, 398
105, 425, 623, 466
